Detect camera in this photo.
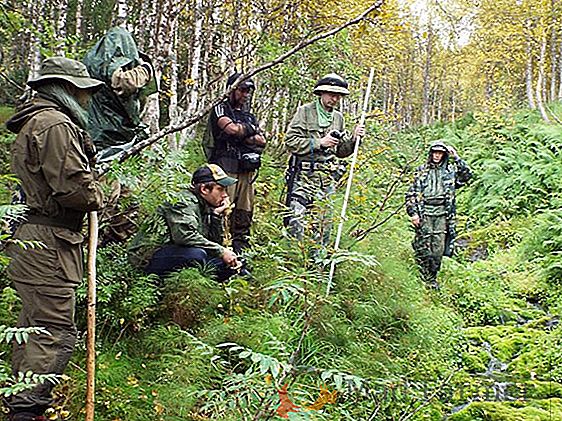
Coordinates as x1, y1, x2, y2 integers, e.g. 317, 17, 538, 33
239, 151, 261, 171
329, 130, 344, 140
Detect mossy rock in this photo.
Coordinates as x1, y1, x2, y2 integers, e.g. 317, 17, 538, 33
448, 398, 562, 420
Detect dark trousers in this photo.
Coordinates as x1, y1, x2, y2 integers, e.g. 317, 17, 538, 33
413, 214, 447, 284
7, 282, 77, 415
145, 245, 234, 281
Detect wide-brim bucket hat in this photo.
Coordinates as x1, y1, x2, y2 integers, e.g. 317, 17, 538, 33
27, 57, 104, 91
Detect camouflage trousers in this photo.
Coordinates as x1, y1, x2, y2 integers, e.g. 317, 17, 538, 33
413, 214, 447, 284
7, 282, 77, 414
227, 171, 255, 254
285, 167, 336, 248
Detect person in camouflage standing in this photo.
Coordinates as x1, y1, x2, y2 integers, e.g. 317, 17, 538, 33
284, 73, 364, 249
83, 26, 154, 161
5, 57, 104, 421
405, 141, 472, 288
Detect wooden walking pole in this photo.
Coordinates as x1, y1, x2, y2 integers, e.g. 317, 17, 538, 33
86, 210, 98, 421
326, 67, 375, 296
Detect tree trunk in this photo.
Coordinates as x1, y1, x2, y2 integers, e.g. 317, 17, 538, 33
186, 0, 204, 118
422, 28, 433, 126
75, 0, 84, 45
53, 0, 68, 55
536, 35, 551, 122
114, 0, 128, 26
559, 36, 562, 99
525, 19, 537, 109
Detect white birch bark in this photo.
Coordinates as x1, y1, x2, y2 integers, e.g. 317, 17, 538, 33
186, 0, 204, 117
75, 0, 84, 42
53, 0, 68, 55
536, 35, 551, 122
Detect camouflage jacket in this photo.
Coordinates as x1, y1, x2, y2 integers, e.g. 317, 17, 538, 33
285, 101, 355, 163
405, 155, 472, 222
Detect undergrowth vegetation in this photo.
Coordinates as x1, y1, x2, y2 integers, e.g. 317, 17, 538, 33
0, 105, 561, 420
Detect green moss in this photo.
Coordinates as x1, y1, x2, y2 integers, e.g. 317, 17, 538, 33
449, 399, 562, 420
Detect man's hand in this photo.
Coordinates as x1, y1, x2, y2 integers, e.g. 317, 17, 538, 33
214, 196, 232, 215
319, 133, 339, 149
448, 145, 459, 159
411, 214, 421, 227
222, 249, 239, 267
245, 133, 266, 148
353, 124, 366, 139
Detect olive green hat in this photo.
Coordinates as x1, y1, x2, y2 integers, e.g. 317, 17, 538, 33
27, 57, 104, 91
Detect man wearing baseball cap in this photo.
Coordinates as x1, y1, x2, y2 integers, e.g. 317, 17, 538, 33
129, 164, 244, 280
5, 56, 104, 421
284, 73, 365, 253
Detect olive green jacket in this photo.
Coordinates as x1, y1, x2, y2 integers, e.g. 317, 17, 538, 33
6, 98, 104, 285
128, 190, 225, 268
285, 101, 355, 162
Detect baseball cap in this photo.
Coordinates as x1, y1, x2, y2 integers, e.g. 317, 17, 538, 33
192, 164, 238, 187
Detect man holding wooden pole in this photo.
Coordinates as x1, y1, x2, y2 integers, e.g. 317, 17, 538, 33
5, 57, 104, 421
284, 74, 365, 254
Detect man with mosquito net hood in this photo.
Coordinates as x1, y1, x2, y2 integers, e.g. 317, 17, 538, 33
83, 26, 155, 162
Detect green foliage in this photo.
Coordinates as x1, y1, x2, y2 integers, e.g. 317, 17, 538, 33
76, 244, 160, 333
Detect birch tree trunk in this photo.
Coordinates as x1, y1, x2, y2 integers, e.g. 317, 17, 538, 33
421, 28, 433, 125
186, 0, 204, 117
23, 0, 45, 100
558, 37, 562, 99
536, 35, 551, 122
549, 19, 558, 101
75, 0, 84, 46
526, 46, 536, 108
53, 0, 68, 56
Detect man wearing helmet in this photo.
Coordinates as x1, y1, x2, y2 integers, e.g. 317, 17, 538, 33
405, 141, 472, 288
284, 73, 365, 250
205, 72, 266, 254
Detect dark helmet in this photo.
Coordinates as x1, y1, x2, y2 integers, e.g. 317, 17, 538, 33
227, 72, 255, 90
313, 73, 350, 95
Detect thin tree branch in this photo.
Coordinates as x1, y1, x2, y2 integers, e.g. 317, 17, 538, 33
98, 0, 385, 176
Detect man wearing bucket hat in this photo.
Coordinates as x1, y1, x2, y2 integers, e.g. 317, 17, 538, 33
204, 72, 266, 254
5, 57, 105, 421
405, 141, 472, 288
129, 164, 245, 280
284, 73, 365, 251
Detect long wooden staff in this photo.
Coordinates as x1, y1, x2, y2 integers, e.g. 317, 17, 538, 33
85, 210, 98, 421
326, 67, 375, 296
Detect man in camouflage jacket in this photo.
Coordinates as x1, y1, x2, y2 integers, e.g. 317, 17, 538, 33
5, 57, 104, 421
405, 141, 472, 287
284, 73, 364, 250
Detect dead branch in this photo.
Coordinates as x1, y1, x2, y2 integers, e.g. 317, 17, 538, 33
98, 0, 385, 177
